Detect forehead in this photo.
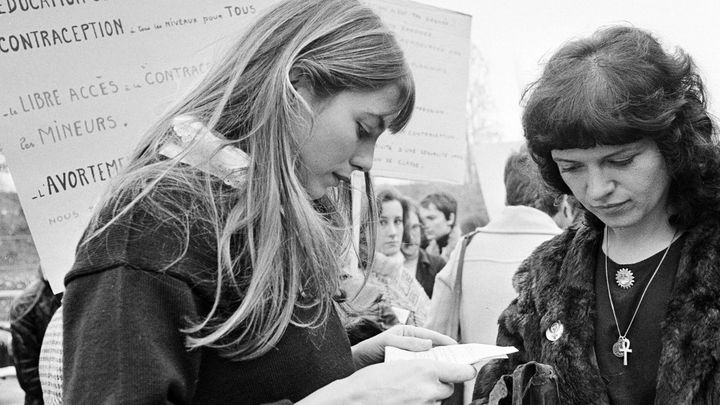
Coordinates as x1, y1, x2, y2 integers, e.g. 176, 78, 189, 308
344, 85, 402, 120
380, 199, 403, 215
551, 139, 649, 161
420, 204, 441, 215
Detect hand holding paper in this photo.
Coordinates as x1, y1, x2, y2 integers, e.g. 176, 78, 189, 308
351, 325, 456, 369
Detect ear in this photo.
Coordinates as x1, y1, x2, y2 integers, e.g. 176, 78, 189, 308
290, 67, 314, 99
448, 212, 456, 227
560, 196, 577, 223
290, 68, 318, 110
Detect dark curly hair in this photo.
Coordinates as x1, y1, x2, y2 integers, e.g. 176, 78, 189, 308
504, 146, 558, 217
523, 25, 720, 228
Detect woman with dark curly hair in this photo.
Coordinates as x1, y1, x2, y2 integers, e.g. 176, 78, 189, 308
472, 26, 720, 404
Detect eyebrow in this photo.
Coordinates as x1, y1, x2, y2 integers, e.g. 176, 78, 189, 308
552, 145, 639, 162
363, 110, 400, 132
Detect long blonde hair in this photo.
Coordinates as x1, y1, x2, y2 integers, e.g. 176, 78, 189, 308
84, 0, 414, 360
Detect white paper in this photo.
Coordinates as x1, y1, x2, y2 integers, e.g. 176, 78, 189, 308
385, 343, 518, 365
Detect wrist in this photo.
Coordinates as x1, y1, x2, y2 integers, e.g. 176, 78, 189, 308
331, 376, 362, 405
296, 377, 360, 405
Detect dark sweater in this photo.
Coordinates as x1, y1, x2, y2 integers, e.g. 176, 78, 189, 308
63, 200, 355, 404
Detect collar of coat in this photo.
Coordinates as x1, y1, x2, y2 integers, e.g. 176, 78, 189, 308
514, 219, 720, 404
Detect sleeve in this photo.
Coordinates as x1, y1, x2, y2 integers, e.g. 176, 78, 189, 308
63, 266, 202, 405
10, 290, 45, 402
9, 280, 57, 403
424, 243, 461, 339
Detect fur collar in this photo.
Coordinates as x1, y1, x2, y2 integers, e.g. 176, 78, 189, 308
516, 219, 720, 404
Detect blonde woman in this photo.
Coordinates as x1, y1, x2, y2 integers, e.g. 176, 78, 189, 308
62, 0, 475, 403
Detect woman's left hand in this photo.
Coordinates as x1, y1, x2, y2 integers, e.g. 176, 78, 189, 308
351, 324, 457, 369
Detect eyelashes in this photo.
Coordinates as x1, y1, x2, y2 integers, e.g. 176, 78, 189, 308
357, 122, 372, 139
558, 155, 637, 173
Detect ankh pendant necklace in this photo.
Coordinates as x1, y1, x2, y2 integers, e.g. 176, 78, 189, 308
604, 226, 678, 366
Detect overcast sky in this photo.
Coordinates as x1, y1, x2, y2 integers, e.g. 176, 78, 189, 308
415, 0, 720, 142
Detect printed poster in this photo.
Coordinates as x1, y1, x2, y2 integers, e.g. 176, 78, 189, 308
0, 0, 471, 291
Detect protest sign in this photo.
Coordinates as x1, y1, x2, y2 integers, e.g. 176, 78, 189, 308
363, 0, 472, 183
0, 0, 471, 291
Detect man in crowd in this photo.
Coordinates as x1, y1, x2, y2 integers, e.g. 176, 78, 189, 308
426, 147, 563, 343
419, 192, 460, 261
425, 147, 563, 403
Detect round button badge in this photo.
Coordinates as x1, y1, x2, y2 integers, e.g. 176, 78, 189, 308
545, 321, 564, 342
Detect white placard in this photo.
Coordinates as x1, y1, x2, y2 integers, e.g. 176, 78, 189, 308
0, 0, 471, 292
365, 0, 472, 183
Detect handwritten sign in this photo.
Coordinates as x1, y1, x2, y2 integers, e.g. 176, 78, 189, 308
0, 0, 471, 291
365, 0, 471, 183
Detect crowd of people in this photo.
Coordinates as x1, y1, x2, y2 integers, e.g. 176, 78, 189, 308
4, 0, 720, 404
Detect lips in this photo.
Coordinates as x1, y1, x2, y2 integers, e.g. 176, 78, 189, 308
383, 241, 400, 252
591, 201, 628, 213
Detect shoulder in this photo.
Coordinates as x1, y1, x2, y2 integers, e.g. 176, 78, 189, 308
684, 214, 720, 249
420, 249, 446, 270
676, 214, 720, 284
447, 226, 462, 246
513, 224, 598, 293
67, 181, 222, 288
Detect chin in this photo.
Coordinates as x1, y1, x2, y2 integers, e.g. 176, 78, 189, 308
306, 186, 328, 200
402, 247, 418, 257
599, 216, 641, 231
382, 249, 400, 257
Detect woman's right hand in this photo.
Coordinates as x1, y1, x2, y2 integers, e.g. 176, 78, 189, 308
298, 360, 476, 404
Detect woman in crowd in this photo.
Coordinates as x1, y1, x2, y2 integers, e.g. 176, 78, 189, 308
359, 189, 434, 327
400, 196, 446, 298
62, 0, 475, 403
9, 268, 61, 405
376, 189, 407, 265
375, 189, 445, 298
473, 26, 720, 404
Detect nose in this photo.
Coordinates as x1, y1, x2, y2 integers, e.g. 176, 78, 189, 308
586, 166, 614, 201
350, 140, 376, 173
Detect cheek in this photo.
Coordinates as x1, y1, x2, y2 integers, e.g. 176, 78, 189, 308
299, 136, 338, 175
637, 170, 670, 201
560, 173, 583, 194
317, 115, 357, 157
378, 228, 390, 239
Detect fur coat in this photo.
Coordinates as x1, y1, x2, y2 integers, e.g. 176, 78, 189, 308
473, 218, 720, 404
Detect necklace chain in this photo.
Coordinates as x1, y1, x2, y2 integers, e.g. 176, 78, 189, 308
604, 226, 678, 340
